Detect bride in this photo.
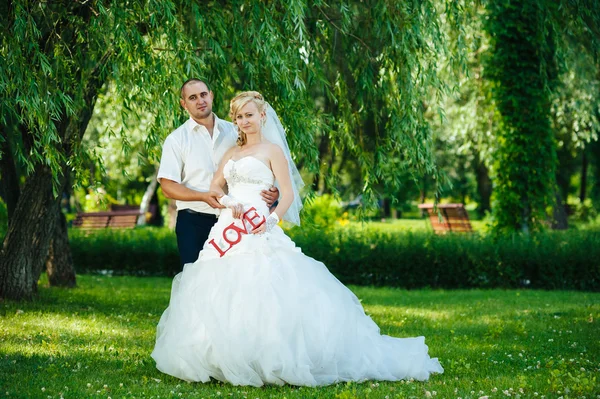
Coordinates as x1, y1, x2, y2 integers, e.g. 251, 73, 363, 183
151, 91, 443, 387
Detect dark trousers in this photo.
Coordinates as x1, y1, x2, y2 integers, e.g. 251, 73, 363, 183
175, 209, 218, 271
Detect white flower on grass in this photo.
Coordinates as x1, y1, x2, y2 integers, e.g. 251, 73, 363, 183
103, 384, 108, 389
492, 388, 498, 393
41, 388, 46, 392
119, 383, 123, 387
425, 391, 432, 398
87, 383, 91, 388
479, 396, 489, 399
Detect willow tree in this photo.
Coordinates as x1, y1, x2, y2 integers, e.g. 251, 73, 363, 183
0, 0, 463, 300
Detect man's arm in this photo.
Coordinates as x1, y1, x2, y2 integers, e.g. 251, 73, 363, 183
160, 179, 223, 209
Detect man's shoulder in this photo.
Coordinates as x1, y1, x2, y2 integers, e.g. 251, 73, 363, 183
164, 120, 191, 143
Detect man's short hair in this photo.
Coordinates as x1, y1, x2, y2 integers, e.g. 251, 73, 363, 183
180, 78, 211, 99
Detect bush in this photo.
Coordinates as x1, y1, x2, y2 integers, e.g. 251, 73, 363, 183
69, 226, 600, 291
300, 194, 344, 228
70, 227, 180, 276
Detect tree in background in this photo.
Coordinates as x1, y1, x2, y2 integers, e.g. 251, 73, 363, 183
483, 0, 600, 233
483, 0, 560, 233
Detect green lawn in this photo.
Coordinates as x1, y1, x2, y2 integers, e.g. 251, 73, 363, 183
349, 218, 488, 233
1, 275, 599, 399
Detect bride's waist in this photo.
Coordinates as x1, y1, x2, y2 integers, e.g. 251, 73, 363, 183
228, 193, 268, 212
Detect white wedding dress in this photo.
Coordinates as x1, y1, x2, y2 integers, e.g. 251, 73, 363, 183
151, 156, 443, 386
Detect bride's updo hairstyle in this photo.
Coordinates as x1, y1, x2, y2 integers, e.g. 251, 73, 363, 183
229, 91, 267, 147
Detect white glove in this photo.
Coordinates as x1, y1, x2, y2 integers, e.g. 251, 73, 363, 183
219, 195, 244, 218
218, 195, 238, 207
265, 212, 280, 232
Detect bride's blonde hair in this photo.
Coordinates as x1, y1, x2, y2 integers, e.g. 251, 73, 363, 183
229, 91, 267, 146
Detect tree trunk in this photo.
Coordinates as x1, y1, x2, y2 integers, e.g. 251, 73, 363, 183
0, 135, 21, 219
137, 169, 159, 226
580, 150, 588, 203
0, 166, 63, 299
475, 156, 492, 217
45, 210, 76, 287
552, 189, 569, 230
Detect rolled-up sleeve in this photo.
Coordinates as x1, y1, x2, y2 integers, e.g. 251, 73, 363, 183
157, 136, 183, 184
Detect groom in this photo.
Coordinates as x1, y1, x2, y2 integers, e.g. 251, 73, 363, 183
157, 79, 278, 270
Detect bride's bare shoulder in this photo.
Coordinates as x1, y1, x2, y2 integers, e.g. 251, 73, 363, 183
264, 143, 284, 157
223, 145, 241, 160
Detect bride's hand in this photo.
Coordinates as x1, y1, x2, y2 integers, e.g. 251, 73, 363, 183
218, 195, 244, 219
230, 203, 244, 219
251, 213, 279, 234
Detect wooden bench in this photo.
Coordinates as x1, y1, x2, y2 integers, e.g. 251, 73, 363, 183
418, 203, 473, 233
72, 210, 141, 229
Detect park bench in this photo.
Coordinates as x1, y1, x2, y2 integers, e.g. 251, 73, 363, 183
418, 203, 473, 234
72, 210, 141, 229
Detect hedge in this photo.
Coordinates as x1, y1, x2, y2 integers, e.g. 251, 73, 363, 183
69, 226, 600, 291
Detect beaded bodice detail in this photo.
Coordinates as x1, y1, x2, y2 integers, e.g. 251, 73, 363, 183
224, 157, 274, 191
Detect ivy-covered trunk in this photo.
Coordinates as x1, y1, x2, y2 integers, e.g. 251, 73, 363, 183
485, 0, 558, 233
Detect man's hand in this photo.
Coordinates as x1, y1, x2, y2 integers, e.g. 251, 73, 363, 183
260, 186, 280, 208
203, 191, 225, 209
159, 179, 225, 209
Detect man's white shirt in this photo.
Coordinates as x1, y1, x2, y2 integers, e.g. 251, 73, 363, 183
157, 115, 237, 215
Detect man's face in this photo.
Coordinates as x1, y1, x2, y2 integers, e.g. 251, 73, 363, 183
180, 81, 214, 121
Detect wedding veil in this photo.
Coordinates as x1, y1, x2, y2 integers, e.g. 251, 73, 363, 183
262, 104, 304, 225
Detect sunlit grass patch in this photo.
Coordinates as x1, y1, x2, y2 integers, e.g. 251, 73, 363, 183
1, 275, 599, 398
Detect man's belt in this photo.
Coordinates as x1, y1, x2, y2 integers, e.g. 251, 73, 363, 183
180, 209, 218, 218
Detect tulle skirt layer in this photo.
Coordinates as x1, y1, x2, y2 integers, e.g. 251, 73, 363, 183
151, 229, 443, 386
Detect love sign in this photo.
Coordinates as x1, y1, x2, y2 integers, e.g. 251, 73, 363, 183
208, 207, 266, 257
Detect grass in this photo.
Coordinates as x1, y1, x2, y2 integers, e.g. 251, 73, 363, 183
1, 275, 599, 399
348, 218, 488, 233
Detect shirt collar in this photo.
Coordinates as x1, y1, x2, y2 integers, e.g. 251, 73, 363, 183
186, 113, 221, 138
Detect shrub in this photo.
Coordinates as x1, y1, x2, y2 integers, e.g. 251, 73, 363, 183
70, 227, 180, 276
300, 194, 343, 228
69, 226, 600, 290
